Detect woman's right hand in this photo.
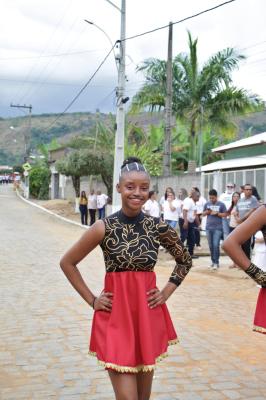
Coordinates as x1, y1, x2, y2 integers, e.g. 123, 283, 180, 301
94, 292, 113, 312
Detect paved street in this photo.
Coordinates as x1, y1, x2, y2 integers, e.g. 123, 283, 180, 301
0, 184, 265, 400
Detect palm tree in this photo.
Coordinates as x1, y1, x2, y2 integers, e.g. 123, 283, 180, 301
131, 31, 263, 169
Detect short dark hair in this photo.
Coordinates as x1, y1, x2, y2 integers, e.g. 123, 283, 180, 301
209, 189, 217, 196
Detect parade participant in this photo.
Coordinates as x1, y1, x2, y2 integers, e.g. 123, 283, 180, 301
79, 191, 88, 225
60, 157, 192, 400
223, 205, 266, 334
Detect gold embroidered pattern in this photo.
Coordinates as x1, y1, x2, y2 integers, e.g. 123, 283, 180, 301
100, 212, 192, 286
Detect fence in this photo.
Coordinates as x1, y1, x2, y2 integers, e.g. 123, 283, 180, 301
203, 167, 266, 201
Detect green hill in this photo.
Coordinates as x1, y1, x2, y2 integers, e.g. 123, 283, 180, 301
0, 109, 266, 166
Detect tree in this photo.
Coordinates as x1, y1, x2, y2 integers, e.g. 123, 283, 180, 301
131, 31, 263, 169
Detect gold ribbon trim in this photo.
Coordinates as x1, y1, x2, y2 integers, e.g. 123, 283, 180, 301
88, 339, 178, 373
253, 324, 266, 333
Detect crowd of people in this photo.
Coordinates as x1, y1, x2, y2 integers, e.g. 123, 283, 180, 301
78, 189, 110, 226
142, 182, 265, 271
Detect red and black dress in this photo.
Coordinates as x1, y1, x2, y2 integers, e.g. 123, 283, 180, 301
89, 210, 192, 372
253, 216, 266, 334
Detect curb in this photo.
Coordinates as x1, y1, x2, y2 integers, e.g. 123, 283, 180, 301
16, 190, 89, 230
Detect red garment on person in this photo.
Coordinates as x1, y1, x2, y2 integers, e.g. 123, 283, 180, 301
89, 271, 178, 373
253, 287, 266, 334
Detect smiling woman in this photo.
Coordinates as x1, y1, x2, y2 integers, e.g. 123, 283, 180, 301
59, 156, 192, 399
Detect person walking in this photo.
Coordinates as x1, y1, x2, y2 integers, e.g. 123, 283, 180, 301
143, 190, 160, 218
202, 189, 227, 271
60, 157, 192, 399
235, 183, 259, 259
79, 191, 88, 225
223, 205, 266, 334
88, 189, 97, 226
96, 190, 109, 219
162, 191, 182, 229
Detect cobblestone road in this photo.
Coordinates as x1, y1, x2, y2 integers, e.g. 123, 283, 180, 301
0, 185, 265, 400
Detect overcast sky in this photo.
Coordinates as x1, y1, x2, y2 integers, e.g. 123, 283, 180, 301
1, 0, 266, 118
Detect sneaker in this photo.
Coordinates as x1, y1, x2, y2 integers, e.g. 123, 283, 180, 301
213, 264, 218, 270
208, 263, 214, 269
159, 246, 164, 250
196, 245, 202, 250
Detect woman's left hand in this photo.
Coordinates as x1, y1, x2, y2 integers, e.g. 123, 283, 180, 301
147, 288, 166, 309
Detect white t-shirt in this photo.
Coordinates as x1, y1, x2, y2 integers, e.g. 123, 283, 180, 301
163, 199, 182, 221
88, 194, 97, 209
219, 191, 233, 210
182, 197, 197, 222
252, 231, 266, 271
143, 199, 160, 218
97, 193, 108, 209
196, 196, 207, 214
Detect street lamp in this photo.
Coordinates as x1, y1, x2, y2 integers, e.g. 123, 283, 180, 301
84, 20, 118, 71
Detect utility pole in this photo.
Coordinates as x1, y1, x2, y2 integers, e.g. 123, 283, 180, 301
163, 22, 173, 176
10, 103, 32, 161
112, 0, 126, 212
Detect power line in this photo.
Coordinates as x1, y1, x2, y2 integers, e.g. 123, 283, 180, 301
44, 43, 117, 130
123, 0, 237, 42
15, 0, 240, 124
0, 48, 107, 61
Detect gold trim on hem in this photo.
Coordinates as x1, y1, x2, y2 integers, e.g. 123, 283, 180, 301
88, 339, 178, 373
253, 324, 266, 333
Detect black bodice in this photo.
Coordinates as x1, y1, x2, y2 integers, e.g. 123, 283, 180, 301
100, 210, 192, 286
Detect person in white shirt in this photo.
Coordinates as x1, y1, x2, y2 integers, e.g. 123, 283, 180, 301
219, 182, 236, 239
163, 191, 182, 229
88, 189, 97, 225
193, 187, 206, 249
143, 191, 160, 218
252, 231, 266, 272
181, 189, 200, 258
159, 187, 174, 220
96, 190, 109, 219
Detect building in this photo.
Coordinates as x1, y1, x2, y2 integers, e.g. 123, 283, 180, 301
200, 132, 266, 200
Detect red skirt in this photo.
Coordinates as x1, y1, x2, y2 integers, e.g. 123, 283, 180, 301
89, 271, 178, 373
253, 287, 266, 334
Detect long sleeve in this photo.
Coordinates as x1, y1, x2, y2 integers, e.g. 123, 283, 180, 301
158, 221, 192, 286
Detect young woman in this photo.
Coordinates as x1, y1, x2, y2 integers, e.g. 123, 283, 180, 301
227, 191, 240, 269
162, 190, 182, 229
79, 190, 88, 225
60, 157, 192, 399
223, 205, 266, 334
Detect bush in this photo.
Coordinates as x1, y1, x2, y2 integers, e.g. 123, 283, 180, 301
29, 165, 51, 199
